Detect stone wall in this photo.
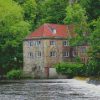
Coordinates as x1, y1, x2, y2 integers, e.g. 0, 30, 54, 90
23, 38, 72, 78
43, 39, 71, 78
23, 39, 45, 78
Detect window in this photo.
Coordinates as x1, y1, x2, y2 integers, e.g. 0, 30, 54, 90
81, 58, 85, 63
38, 66, 40, 70
37, 51, 41, 57
30, 52, 32, 57
51, 28, 56, 34
28, 52, 34, 59
81, 47, 86, 53
50, 41, 56, 45
73, 51, 76, 57
63, 40, 69, 46
33, 41, 35, 45
35, 40, 41, 46
63, 51, 69, 57
28, 41, 33, 46
50, 51, 56, 57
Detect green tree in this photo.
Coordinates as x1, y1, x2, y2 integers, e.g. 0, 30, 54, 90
38, 0, 69, 25
34, 0, 46, 28
13, 0, 37, 30
64, 3, 89, 46
22, 0, 37, 30
0, 0, 30, 75
79, 0, 100, 21
87, 18, 100, 76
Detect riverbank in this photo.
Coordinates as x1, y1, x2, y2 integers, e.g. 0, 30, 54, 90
74, 76, 100, 85
74, 76, 100, 80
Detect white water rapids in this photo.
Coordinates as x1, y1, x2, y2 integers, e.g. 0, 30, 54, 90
0, 79, 100, 100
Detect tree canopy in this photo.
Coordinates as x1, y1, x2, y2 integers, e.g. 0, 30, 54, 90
38, 0, 69, 25
0, 0, 30, 74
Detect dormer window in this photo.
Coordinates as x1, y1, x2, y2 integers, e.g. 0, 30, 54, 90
51, 28, 56, 34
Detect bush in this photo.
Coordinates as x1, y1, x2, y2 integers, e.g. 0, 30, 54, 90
86, 59, 100, 76
54, 62, 84, 78
6, 69, 22, 79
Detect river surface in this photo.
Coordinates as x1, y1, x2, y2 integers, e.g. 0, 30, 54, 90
0, 79, 100, 100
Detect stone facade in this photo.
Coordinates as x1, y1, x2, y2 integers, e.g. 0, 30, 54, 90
23, 39, 44, 78
23, 38, 71, 78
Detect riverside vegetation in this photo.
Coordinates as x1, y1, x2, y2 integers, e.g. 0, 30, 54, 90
0, 0, 100, 79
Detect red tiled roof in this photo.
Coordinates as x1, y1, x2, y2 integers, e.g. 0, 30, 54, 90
26, 23, 72, 39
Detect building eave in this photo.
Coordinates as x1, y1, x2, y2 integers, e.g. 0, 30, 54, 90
23, 36, 69, 41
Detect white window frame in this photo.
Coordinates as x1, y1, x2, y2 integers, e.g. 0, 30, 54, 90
28, 52, 34, 59
50, 40, 56, 45
33, 41, 35, 45
50, 51, 56, 57
81, 47, 86, 53
36, 51, 41, 57
51, 28, 56, 34
63, 51, 69, 57
63, 40, 69, 46
28, 41, 33, 46
35, 40, 41, 46
73, 51, 76, 57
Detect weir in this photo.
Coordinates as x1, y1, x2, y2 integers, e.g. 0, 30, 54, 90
0, 79, 100, 100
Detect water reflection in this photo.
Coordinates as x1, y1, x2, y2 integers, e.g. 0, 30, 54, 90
0, 79, 100, 100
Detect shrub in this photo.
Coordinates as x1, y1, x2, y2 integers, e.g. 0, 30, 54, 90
86, 59, 100, 76
54, 62, 84, 78
6, 69, 22, 79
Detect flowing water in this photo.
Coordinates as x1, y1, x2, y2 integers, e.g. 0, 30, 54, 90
0, 79, 100, 100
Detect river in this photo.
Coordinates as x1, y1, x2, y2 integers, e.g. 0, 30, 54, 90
0, 79, 100, 100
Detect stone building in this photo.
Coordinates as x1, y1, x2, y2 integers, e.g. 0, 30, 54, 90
23, 23, 89, 78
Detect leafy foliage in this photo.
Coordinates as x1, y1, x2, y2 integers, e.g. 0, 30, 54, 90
79, 0, 100, 21
0, 0, 30, 74
22, 0, 37, 30
6, 69, 22, 79
64, 3, 89, 46
87, 18, 100, 76
64, 4, 87, 25
13, 0, 37, 30
55, 62, 84, 78
38, 0, 68, 25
